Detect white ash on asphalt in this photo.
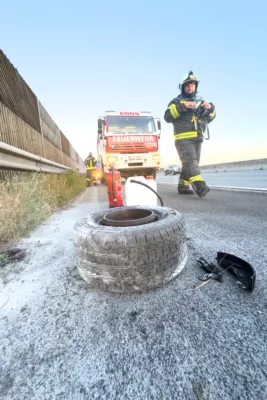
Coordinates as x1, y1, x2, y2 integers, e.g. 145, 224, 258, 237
0, 185, 267, 400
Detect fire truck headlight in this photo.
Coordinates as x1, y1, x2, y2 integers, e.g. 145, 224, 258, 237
152, 154, 160, 160
107, 156, 118, 166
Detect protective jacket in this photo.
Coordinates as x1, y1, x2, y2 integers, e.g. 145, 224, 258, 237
164, 93, 216, 142
84, 156, 97, 170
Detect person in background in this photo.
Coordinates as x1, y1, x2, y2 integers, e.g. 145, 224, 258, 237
84, 152, 97, 187
164, 71, 216, 197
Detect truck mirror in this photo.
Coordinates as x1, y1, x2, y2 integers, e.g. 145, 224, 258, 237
98, 118, 103, 133
157, 120, 161, 130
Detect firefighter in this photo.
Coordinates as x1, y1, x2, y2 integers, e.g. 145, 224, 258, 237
164, 71, 216, 197
84, 152, 97, 187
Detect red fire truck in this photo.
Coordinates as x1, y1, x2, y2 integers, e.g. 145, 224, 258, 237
97, 111, 161, 182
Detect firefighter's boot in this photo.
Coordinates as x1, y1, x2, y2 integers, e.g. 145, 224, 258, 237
177, 179, 194, 195
191, 181, 210, 198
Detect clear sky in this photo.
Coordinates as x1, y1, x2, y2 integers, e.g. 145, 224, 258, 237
1, 0, 267, 166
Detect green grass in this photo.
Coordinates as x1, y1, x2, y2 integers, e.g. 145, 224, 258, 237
0, 170, 86, 245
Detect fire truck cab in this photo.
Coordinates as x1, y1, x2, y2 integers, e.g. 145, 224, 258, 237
97, 111, 161, 181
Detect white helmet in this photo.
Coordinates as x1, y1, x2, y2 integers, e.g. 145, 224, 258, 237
179, 70, 199, 94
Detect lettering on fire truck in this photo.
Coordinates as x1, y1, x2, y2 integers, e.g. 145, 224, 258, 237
109, 135, 156, 143
119, 112, 140, 116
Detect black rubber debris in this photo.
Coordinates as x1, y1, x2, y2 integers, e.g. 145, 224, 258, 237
216, 252, 256, 292
196, 257, 224, 282
0, 248, 26, 268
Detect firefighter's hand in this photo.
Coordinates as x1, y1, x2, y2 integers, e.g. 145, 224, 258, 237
202, 102, 212, 109
184, 101, 196, 110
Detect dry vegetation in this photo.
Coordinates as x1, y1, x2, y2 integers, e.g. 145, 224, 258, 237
0, 170, 86, 246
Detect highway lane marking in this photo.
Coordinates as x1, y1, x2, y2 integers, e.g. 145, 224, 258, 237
157, 182, 267, 193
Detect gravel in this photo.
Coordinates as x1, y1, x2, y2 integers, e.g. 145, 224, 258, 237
0, 185, 267, 400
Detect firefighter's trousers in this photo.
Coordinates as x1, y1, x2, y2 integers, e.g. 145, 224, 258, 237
86, 168, 96, 186
175, 140, 203, 185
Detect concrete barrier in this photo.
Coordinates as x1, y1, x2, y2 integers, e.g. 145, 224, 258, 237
200, 158, 267, 173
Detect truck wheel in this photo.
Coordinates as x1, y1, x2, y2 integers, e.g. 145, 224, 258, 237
74, 206, 187, 293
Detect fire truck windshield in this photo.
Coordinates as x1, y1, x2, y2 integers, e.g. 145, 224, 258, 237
107, 116, 156, 133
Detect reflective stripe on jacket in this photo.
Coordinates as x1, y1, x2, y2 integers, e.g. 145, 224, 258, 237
84, 157, 97, 169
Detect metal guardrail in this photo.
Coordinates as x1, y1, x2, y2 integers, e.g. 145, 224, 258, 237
0, 141, 72, 174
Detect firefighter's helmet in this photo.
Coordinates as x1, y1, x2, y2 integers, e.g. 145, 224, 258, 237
179, 71, 199, 94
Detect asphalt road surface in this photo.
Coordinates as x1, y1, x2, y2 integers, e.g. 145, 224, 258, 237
157, 170, 267, 189
1, 184, 267, 400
